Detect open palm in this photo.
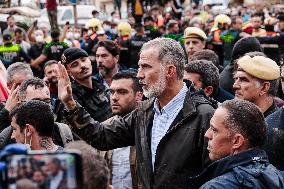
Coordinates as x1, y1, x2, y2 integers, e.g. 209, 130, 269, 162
58, 62, 74, 105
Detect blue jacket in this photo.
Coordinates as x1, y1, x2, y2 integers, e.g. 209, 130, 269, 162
189, 149, 284, 189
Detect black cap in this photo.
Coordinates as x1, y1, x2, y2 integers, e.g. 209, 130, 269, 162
231, 36, 262, 62
278, 14, 284, 21
3, 33, 12, 41
134, 23, 144, 29
61, 48, 88, 65
144, 16, 154, 23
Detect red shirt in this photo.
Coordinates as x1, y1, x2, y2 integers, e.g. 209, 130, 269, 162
46, 0, 57, 10
0, 78, 8, 102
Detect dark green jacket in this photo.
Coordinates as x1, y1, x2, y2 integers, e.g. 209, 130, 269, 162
65, 91, 215, 189
71, 77, 112, 122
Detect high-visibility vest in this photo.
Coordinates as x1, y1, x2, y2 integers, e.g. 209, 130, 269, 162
0, 44, 20, 53
212, 29, 222, 45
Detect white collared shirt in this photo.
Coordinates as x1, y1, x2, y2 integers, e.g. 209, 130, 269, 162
151, 83, 188, 168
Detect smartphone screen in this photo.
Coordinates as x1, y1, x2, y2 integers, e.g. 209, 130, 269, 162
4, 152, 83, 189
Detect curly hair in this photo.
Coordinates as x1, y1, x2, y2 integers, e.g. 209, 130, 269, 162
185, 60, 219, 93
18, 78, 47, 101
191, 49, 220, 67
10, 100, 54, 137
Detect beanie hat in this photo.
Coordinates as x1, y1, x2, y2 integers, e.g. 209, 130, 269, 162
231, 37, 262, 62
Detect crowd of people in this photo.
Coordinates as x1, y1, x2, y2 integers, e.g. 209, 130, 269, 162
1, 1, 284, 189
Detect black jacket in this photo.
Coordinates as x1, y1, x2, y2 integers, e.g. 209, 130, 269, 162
258, 31, 284, 63
265, 107, 284, 170
212, 87, 234, 103
219, 64, 235, 95
128, 34, 150, 69
71, 77, 112, 122
64, 90, 215, 189
189, 149, 284, 189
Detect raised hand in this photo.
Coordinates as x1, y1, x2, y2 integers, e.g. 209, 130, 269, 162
58, 61, 76, 110
5, 83, 19, 112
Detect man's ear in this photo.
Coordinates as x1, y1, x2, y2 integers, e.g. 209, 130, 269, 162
232, 133, 245, 151
204, 86, 214, 97
201, 41, 206, 49
107, 185, 113, 189
114, 55, 119, 64
166, 65, 177, 79
259, 82, 271, 96
25, 124, 35, 136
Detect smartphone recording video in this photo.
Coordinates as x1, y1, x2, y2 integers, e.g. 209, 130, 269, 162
4, 151, 83, 189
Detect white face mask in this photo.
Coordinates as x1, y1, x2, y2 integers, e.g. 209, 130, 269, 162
35, 35, 44, 43
74, 33, 81, 39
103, 25, 111, 31
66, 32, 74, 39
88, 30, 93, 35
165, 7, 172, 13
24, 128, 32, 151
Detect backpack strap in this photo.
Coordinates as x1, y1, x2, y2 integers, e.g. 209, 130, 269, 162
55, 122, 74, 146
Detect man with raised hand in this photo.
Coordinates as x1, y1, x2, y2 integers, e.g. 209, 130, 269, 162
58, 38, 215, 189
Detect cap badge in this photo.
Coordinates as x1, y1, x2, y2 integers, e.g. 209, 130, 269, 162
61, 54, 67, 64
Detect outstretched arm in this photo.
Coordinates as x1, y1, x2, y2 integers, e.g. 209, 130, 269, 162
57, 62, 136, 150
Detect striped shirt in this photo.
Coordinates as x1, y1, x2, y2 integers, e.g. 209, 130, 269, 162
151, 83, 188, 168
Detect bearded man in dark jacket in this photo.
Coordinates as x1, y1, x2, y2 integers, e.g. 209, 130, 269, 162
58, 38, 215, 189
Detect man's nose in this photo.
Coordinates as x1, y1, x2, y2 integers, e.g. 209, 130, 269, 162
232, 80, 239, 90
111, 93, 119, 101
204, 128, 211, 139
137, 68, 144, 79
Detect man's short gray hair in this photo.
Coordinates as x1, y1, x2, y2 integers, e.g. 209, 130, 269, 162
6, 62, 33, 85
140, 38, 186, 80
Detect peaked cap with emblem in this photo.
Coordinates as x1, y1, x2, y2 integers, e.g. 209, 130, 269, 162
61, 47, 89, 65
237, 55, 280, 80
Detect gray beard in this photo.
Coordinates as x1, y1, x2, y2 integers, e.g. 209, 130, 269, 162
143, 72, 167, 99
